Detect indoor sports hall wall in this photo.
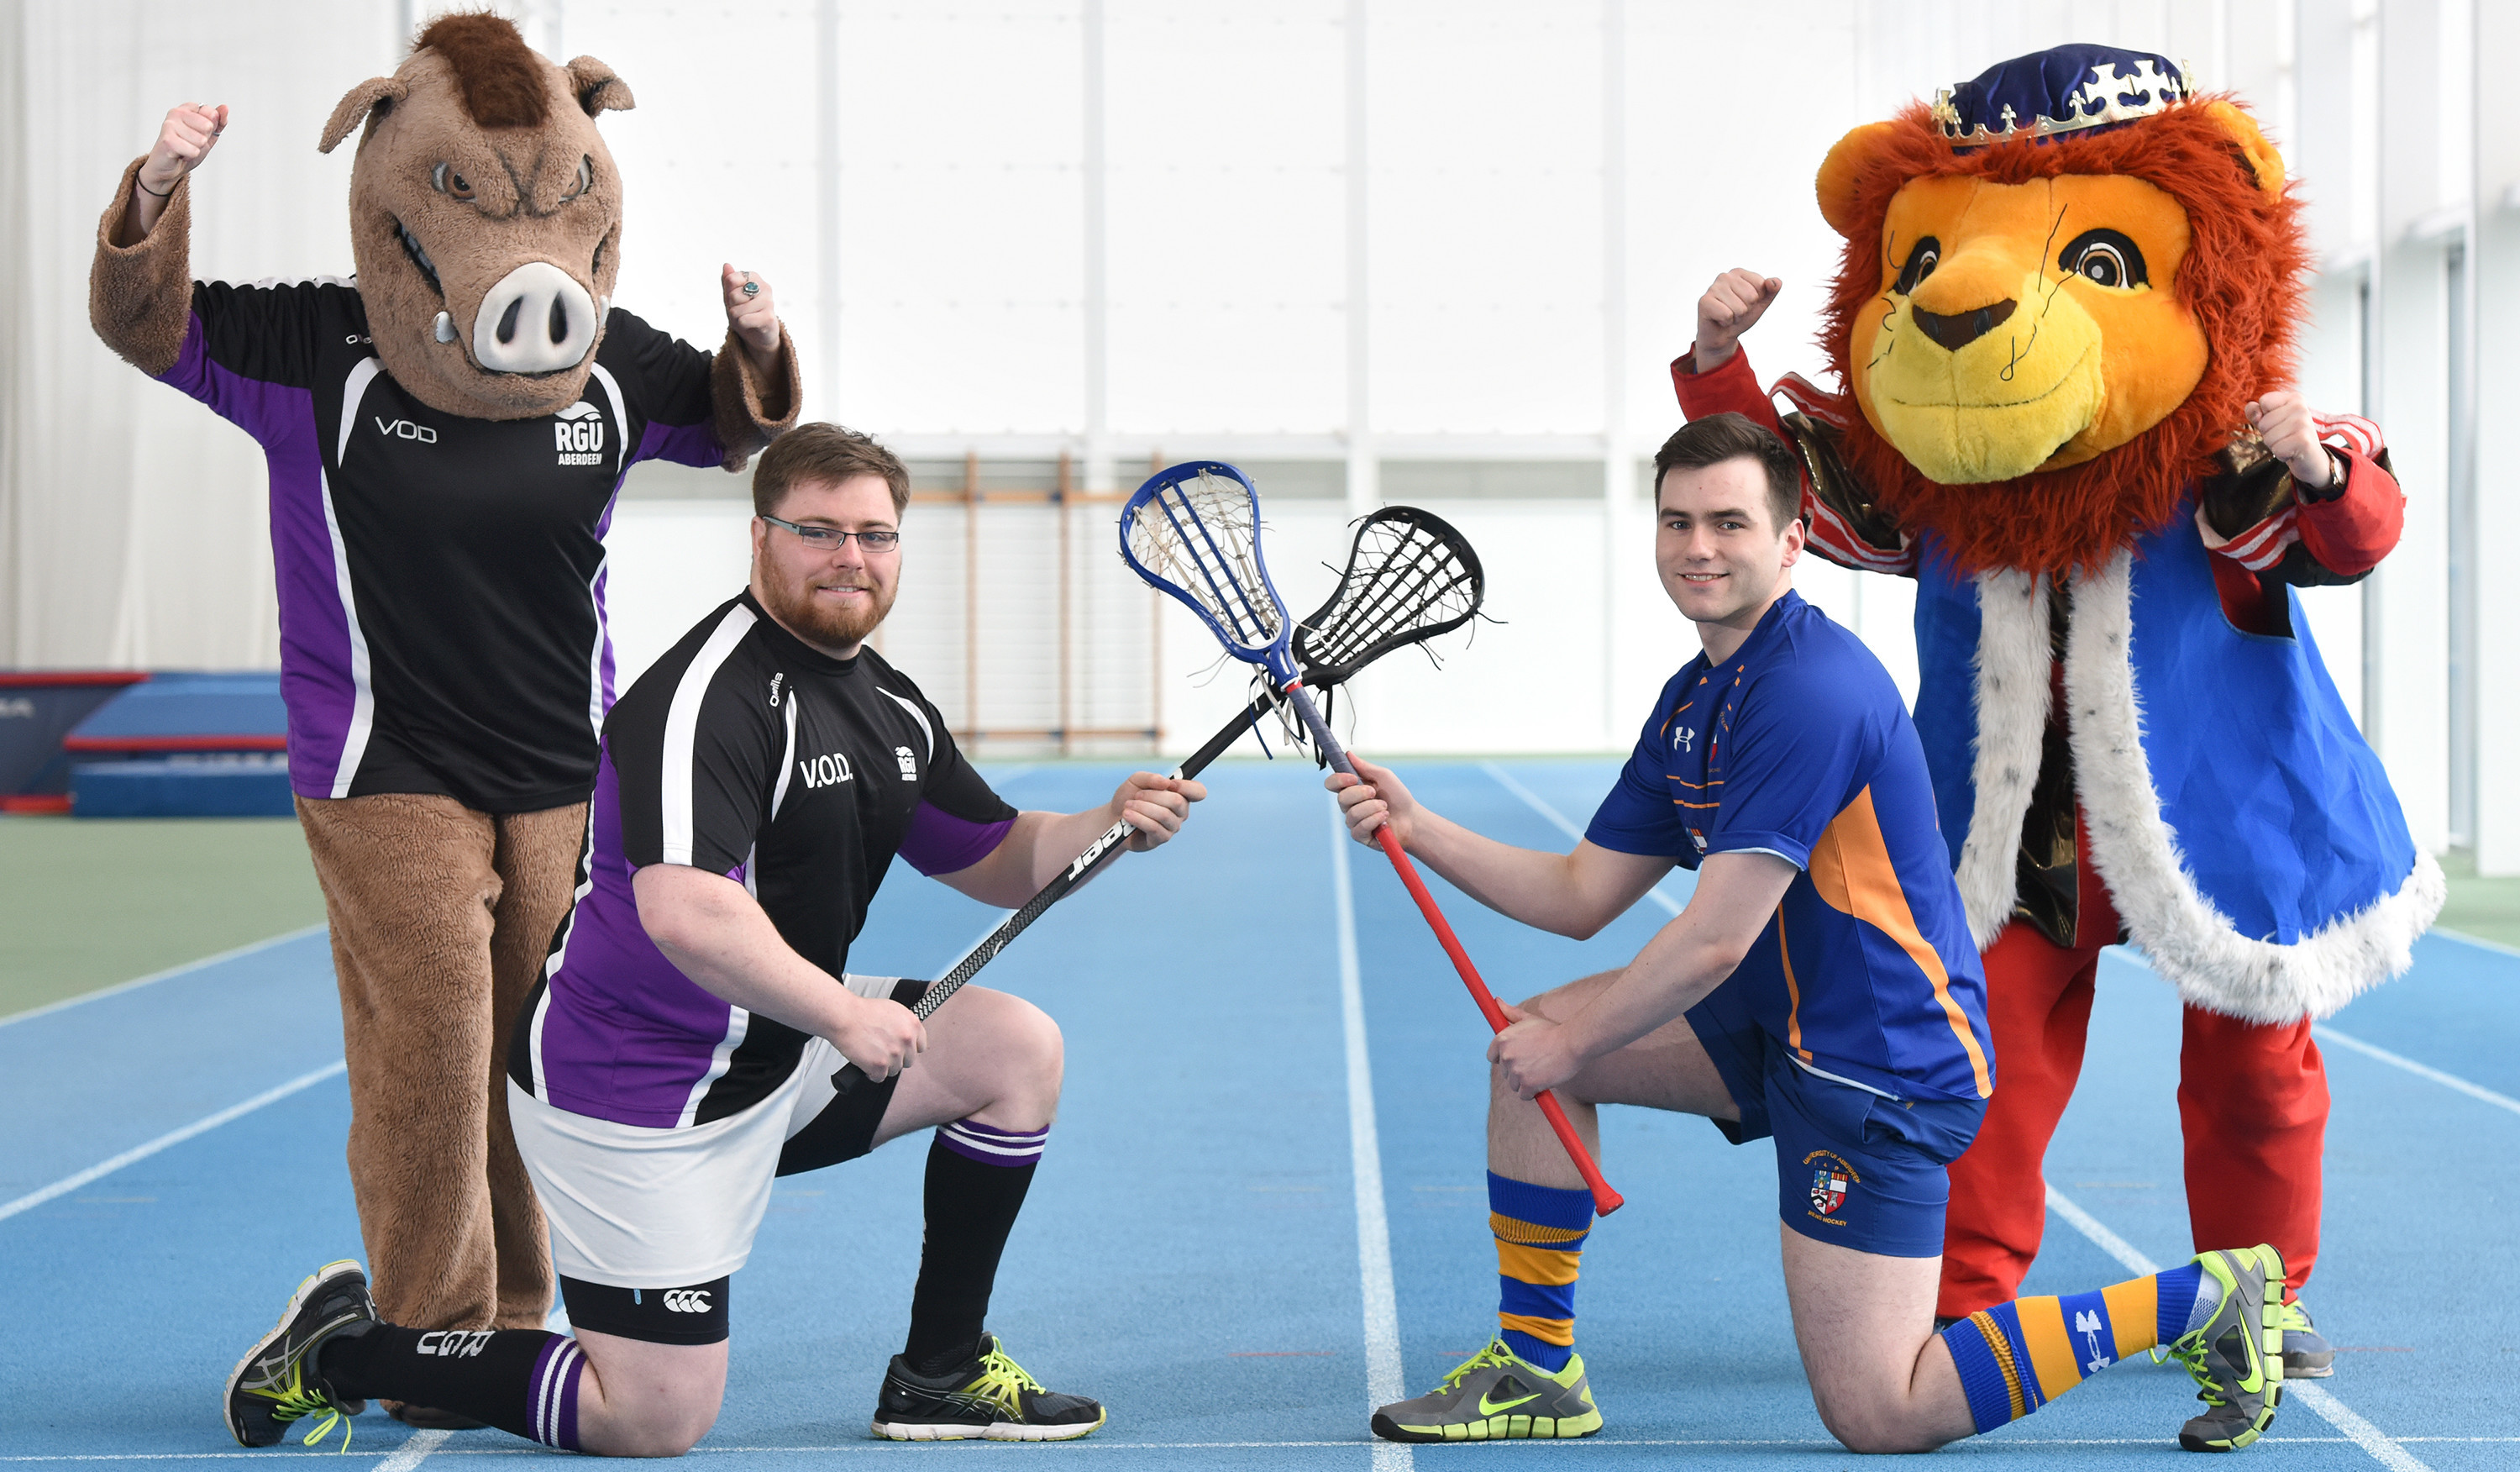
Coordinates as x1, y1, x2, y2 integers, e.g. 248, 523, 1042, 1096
3, 2, 2515, 864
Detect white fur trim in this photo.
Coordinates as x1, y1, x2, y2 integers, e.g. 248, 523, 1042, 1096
2063, 549, 2444, 1023
1955, 569, 2050, 948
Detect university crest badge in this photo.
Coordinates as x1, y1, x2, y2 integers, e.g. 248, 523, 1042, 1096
1806, 1152, 1853, 1217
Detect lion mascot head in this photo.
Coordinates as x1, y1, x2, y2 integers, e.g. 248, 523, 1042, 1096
1812, 45, 2299, 576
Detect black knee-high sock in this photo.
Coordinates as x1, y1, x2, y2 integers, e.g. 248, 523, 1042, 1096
903, 1119, 1048, 1374
319, 1323, 585, 1449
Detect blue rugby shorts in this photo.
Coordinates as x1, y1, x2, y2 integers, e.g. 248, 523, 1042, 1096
1683, 970, 1987, 1259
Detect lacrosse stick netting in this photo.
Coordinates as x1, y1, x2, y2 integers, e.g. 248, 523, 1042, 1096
1121, 462, 1624, 1214
829, 503, 1491, 1099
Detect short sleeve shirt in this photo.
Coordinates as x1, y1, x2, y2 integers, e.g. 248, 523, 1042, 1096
509, 592, 1017, 1128
158, 281, 728, 812
1586, 592, 1994, 1102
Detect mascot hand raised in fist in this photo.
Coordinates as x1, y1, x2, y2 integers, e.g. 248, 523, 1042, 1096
88, 14, 800, 1425
1674, 45, 2440, 1378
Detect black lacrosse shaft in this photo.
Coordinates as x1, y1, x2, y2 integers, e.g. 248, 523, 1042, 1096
828, 690, 1278, 1096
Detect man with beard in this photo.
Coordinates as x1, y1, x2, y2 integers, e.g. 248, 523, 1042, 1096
223, 424, 1204, 1454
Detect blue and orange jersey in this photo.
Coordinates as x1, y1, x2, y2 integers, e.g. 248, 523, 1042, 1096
1586, 591, 1993, 1103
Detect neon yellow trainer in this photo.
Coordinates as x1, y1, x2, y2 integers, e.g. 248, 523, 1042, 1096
1370, 1338, 1602, 1443
2166, 1245, 2286, 1453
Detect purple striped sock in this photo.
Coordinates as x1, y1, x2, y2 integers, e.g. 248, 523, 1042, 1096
528, 1336, 585, 1451
937, 1117, 1050, 1167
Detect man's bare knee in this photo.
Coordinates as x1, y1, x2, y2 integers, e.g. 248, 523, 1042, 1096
1815, 1399, 1948, 1456
587, 1392, 719, 1457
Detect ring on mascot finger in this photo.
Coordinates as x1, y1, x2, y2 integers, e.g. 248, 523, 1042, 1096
741, 278, 759, 297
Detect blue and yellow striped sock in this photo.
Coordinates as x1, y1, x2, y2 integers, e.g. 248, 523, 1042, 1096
1939, 1262, 2208, 1433
1488, 1171, 1594, 1374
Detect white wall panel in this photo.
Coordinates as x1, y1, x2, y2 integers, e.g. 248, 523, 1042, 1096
1104, 2, 1346, 438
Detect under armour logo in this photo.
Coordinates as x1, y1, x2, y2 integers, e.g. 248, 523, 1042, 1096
663, 1289, 712, 1313
2074, 1308, 2114, 1374
1674, 726, 1695, 753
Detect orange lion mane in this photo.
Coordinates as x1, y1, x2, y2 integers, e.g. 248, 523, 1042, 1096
1818, 100, 2307, 577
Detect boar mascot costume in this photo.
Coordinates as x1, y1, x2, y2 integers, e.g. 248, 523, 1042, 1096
90, 13, 798, 1424
1675, 45, 2438, 1375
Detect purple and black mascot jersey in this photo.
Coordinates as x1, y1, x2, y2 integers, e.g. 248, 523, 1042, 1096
162, 281, 729, 812
511, 591, 1018, 1129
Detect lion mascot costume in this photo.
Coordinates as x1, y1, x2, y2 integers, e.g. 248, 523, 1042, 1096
1675, 45, 2441, 1376
88, 14, 799, 1425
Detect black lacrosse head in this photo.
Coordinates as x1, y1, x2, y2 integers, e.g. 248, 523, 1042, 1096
1290, 506, 1485, 689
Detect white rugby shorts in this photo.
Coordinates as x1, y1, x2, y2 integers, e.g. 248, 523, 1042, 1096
508, 972, 902, 1287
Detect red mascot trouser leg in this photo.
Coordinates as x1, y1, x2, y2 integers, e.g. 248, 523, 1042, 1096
1936, 825, 2120, 1320
2180, 1008, 2327, 1298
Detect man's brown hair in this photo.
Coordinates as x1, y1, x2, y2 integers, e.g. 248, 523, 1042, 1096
1651, 413, 1803, 535
751, 423, 911, 518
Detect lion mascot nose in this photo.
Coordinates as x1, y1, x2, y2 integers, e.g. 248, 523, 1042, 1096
472, 261, 598, 373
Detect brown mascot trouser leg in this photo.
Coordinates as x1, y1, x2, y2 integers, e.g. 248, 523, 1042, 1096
2180, 1007, 2328, 1299
297, 793, 585, 1335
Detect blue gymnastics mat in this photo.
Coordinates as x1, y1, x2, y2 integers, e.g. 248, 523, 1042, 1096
2, 759, 2512, 1469
65, 673, 291, 817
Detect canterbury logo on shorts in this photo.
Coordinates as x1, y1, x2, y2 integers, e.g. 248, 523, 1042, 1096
662, 1289, 712, 1312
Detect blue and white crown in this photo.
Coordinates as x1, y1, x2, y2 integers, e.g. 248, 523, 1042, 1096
1930, 45, 2192, 149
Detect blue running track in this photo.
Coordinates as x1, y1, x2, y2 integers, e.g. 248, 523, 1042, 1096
3, 759, 2513, 1469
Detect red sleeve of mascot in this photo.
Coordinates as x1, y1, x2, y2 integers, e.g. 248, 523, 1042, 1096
2202, 422, 2403, 633
1670, 345, 1788, 437
2295, 443, 2402, 576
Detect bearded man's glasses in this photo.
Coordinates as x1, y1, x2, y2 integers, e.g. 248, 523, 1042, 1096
760, 514, 900, 553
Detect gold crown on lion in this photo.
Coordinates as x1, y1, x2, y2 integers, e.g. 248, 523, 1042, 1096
1930, 57, 2192, 147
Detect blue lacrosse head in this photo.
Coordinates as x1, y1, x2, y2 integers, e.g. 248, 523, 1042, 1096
1118, 460, 1300, 688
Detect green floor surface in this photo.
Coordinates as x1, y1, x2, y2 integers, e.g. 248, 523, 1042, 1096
2439, 847, 2520, 949
0, 815, 328, 1020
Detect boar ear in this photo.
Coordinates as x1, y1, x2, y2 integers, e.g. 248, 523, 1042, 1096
319, 75, 408, 155
565, 56, 636, 116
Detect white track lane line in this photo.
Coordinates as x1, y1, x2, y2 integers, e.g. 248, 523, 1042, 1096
0, 923, 327, 1030
1330, 796, 1411, 1472
2042, 1183, 2433, 1472
372, 1428, 453, 1470
1478, 761, 1684, 917
2314, 1023, 2520, 1118
0, 1059, 345, 1224
2433, 926, 2520, 959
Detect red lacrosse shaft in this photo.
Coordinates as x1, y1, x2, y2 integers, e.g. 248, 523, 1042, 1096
1286, 681, 1623, 1216
1365, 824, 1624, 1217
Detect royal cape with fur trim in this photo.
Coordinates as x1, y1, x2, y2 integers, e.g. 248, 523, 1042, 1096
1918, 516, 2440, 1023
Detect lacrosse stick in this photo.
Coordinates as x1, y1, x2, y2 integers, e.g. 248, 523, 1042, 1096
830, 503, 1487, 1097
1119, 461, 1623, 1215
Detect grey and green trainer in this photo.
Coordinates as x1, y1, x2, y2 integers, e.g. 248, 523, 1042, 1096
223, 1260, 375, 1449
1370, 1338, 1601, 1443
2168, 1245, 2286, 1453
2276, 1299, 2335, 1379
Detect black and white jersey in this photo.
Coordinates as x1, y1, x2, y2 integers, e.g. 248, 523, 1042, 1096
156, 278, 729, 812
511, 592, 1019, 1128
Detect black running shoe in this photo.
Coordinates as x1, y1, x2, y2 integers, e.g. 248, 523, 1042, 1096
223, 1261, 375, 1448
870, 1333, 1105, 1442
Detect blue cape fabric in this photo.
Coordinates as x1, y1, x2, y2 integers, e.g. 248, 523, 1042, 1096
1909, 507, 2415, 947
